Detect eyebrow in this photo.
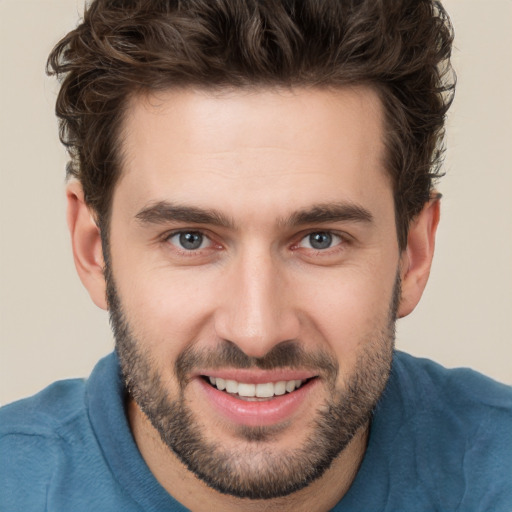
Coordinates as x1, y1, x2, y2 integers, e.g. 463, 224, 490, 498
135, 201, 235, 229
282, 202, 373, 227
135, 200, 373, 229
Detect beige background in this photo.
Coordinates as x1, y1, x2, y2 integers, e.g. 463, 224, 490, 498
1, 0, 511, 405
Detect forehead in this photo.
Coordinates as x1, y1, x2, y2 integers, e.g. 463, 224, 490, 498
115, 86, 391, 225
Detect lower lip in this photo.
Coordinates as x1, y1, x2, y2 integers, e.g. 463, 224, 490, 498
196, 377, 318, 427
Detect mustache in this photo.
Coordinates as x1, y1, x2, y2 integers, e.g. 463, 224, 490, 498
175, 341, 339, 386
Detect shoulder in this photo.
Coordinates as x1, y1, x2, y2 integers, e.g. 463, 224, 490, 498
390, 352, 512, 509
391, 351, 512, 446
0, 379, 88, 509
0, 378, 87, 439
393, 350, 512, 412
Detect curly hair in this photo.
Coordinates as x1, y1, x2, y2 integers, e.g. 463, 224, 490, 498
47, 0, 455, 249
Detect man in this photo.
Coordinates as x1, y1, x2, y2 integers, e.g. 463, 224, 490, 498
1, 0, 511, 510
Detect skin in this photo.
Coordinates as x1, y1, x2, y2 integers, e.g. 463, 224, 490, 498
67, 86, 439, 511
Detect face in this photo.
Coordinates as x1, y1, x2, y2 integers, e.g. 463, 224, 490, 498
106, 87, 401, 499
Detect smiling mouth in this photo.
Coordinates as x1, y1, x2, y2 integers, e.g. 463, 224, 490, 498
202, 376, 316, 401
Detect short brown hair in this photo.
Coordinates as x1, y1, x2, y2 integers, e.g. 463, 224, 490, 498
47, 0, 455, 249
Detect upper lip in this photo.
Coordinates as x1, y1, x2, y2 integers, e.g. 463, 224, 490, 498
195, 369, 318, 384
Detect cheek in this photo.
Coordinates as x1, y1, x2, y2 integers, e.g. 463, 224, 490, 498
296, 268, 396, 361
115, 266, 220, 349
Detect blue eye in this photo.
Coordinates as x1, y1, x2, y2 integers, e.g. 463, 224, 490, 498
299, 232, 342, 250
168, 231, 210, 250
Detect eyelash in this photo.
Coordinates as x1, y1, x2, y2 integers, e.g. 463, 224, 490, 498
163, 230, 219, 256
292, 231, 345, 252
161, 229, 350, 257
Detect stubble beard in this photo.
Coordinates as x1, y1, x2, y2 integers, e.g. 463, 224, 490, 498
105, 261, 399, 500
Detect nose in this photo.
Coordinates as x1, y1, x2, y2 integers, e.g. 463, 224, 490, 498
214, 247, 300, 358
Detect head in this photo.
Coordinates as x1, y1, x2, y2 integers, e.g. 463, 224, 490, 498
52, 0, 454, 504
48, 0, 454, 250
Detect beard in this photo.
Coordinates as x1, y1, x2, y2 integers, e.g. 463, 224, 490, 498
105, 261, 398, 500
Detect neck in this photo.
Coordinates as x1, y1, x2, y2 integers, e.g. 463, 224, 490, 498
128, 400, 369, 512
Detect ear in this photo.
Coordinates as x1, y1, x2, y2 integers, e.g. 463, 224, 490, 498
397, 197, 440, 318
66, 181, 108, 310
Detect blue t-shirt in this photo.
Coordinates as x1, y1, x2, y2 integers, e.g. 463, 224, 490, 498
1, 351, 511, 511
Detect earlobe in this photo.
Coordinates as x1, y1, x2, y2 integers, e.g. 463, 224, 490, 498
66, 181, 108, 310
397, 196, 440, 318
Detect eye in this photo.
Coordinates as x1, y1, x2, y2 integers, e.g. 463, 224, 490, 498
298, 231, 343, 250
167, 231, 211, 251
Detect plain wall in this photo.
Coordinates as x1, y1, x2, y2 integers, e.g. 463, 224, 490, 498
1, 0, 511, 405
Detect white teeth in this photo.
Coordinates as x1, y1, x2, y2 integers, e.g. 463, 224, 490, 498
238, 383, 256, 397
207, 377, 305, 397
274, 381, 287, 396
255, 382, 274, 398
285, 380, 296, 393
225, 380, 238, 393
